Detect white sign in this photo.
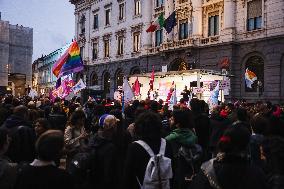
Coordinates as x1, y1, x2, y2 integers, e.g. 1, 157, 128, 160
211, 80, 230, 90
162, 65, 167, 73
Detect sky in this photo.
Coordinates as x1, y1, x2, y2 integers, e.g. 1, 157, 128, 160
0, 0, 75, 61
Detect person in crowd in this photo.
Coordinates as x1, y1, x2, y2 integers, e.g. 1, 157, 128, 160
232, 108, 251, 132
249, 113, 269, 170
191, 125, 268, 189
27, 101, 40, 126
48, 103, 67, 132
209, 107, 231, 157
165, 108, 198, 189
34, 118, 50, 137
123, 111, 173, 189
1, 105, 36, 163
88, 114, 119, 189
64, 110, 89, 170
0, 128, 17, 189
14, 130, 74, 189
190, 98, 210, 160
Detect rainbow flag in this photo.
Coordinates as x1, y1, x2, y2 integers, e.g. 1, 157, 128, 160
245, 68, 257, 88
52, 41, 84, 78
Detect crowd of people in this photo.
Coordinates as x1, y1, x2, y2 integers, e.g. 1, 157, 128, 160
0, 94, 284, 189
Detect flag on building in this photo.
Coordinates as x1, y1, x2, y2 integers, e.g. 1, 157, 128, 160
146, 13, 165, 32
149, 66, 155, 90
72, 79, 86, 94
164, 11, 177, 33
245, 68, 257, 88
122, 77, 134, 104
52, 41, 84, 78
132, 77, 140, 96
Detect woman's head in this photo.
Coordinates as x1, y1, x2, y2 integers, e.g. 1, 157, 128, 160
171, 108, 195, 129
218, 125, 250, 155
70, 109, 86, 128
250, 113, 269, 135
135, 111, 162, 140
34, 118, 50, 136
35, 130, 64, 161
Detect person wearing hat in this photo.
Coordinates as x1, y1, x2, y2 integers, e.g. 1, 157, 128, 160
88, 114, 119, 189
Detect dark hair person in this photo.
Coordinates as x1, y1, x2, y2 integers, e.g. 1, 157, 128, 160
14, 130, 74, 189
191, 125, 268, 189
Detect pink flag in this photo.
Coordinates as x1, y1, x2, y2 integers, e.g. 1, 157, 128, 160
132, 77, 140, 96
149, 66, 155, 90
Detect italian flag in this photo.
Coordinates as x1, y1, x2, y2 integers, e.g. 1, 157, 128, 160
146, 14, 165, 33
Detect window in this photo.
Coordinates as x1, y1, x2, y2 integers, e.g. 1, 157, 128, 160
247, 0, 262, 31
133, 32, 140, 52
134, 0, 141, 16
80, 15, 86, 34
156, 0, 164, 7
179, 21, 188, 40
245, 56, 264, 92
104, 40, 110, 58
92, 43, 98, 60
80, 47, 84, 59
93, 14, 99, 29
155, 29, 163, 46
91, 73, 98, 85
208, 15, 219, 36
119, 3, 124, 20
105, 9, 111, 26
117, 36, 124, 55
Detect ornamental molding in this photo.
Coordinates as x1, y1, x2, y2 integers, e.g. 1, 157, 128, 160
176, 2, 193, 20
102, 33, 112, 40
115, 28, 127, 37
78, 35, 86, 44
104, 2, 112, 9
91, 36, 99, 43
92, 7, 100, 13
131, 23, 143, 33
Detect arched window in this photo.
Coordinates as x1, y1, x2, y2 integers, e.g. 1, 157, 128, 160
103, 72, 110, 94
130, 67, 141, 75
91, 72, 98, 86
115, 69, 124, 90
245, 56, 264, 92
170, 58, 188, 71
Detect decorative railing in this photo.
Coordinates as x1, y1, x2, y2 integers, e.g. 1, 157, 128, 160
200, 36, 220, 45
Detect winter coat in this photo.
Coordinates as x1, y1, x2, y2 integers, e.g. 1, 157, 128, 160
48, 113, 67, 132
123, 138, 173, 189
193, 113, 210, 150
249, 134, 266, 170
1, 115, 36, 163
0, 156, 17, 189
88, 134, 118, 189
190, 155, 268, 189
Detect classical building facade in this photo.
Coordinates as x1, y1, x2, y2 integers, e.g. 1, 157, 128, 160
0, 14, 33, 96
32, 44, 69, 95
70, 0, 284, 102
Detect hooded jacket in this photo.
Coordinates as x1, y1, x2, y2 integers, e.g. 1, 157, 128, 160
165, 128, 198, 146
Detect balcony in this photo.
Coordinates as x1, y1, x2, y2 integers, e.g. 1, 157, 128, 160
200, 36, 220, 45
147, 38, 194, 54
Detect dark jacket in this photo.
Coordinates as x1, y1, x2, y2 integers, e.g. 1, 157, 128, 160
193, 113, 210, 150
2, 115, 36, 163
0, 156, 17, 189
88, 134, 118, 189
191, 155, 268, 189
249, 134, 266, 169
123, 138, 173, 189
14, 164, 74, 189
48, 113, 67, 132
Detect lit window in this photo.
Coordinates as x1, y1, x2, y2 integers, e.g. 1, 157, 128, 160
92, 43, 98, 60
179, 21, 188, 40
208, 15, 219, 36
105, 9, 111, 26
247, 0, 262, 31
134, 0, 141, 16
155, 29, 163, 46
104, 40, 110, 58
133, 32, 140, 52
119, 3, 124, 20
117, 36, 124, 55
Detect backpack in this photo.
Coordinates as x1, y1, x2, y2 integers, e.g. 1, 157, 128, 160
135, 138, 173, 189
174, 144, 203, 188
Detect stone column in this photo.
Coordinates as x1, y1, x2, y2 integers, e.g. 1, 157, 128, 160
223, 0, 236, 41
142, 0, 153, 49
192, 0, 202, 38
